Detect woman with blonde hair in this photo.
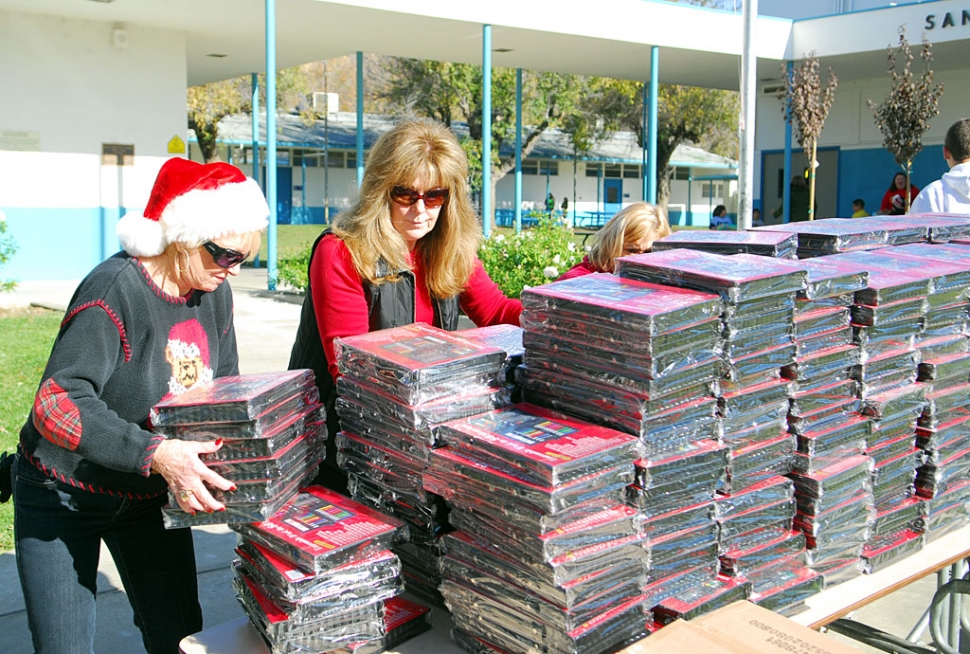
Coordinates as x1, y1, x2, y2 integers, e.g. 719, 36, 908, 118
559, 202, 670, 280
289, 117, 522, 492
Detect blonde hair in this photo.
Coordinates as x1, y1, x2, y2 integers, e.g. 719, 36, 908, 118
332, 118, 481, 298
588, 203, 670, 273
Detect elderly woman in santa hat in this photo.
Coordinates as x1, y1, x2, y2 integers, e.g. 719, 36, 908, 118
11, 157, 268, 654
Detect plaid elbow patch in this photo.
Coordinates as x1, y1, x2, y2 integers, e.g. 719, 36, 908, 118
33, 378, 82, 451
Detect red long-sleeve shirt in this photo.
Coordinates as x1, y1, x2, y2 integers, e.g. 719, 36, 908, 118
310, 234, 522, 382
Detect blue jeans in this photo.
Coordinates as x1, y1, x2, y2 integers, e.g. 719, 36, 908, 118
13, 456, 203, 654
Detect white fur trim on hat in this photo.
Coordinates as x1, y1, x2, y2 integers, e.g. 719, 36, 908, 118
118, 211, 167, 257
161, 177, 269, 247
118, 159, 270, 257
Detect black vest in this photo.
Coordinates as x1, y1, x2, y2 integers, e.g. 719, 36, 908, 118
287, 231, 460, 491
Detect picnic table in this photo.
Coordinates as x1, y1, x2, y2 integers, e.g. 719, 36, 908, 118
572, 211, 612, 245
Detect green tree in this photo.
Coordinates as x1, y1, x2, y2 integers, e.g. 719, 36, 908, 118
380, 59, 588, 229
779, 52, 838, 221
187, 77, 252, 162
868, 27, 944, 213
187, 66, 320, 163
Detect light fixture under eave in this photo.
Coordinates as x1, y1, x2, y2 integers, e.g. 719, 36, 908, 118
206, 53, 229, 58
493, 48, 513, 53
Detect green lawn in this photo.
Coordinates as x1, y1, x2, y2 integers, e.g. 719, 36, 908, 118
0, 307, 62, 551
254, 224, 328, 263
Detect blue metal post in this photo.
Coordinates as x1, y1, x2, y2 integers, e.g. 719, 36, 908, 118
783, 61, 793, 224
514, 68, 523, 233
482, 24, 492, 238
356, 51, 365, 188
642, 82, 648, 201
251, 73, 261, 190
647, 46, 659, 204
597, 165, 602, 217
251, 73, 261, 268
687, 168, 693, 226
301, 155, 307, 224
265, 0, 277, 290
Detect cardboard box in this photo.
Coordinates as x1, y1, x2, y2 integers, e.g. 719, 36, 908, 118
693, 601, 862, 654
616, 619, 740, 654
617, 601, 862, 654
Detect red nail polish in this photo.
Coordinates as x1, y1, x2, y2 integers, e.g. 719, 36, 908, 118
230, 486, 238, 492
219, 507, 227, 512
215, 438, 223, 446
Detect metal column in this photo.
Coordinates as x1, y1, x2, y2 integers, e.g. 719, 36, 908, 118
264, 0, 277, 290
482, 24, 492, 238
647, 46, 659, 204
514, 68, 523, 233
356, 51, 365, 189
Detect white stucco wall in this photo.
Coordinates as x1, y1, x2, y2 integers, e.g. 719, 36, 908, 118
1, 10, 188, 209
756, 68, 970, 154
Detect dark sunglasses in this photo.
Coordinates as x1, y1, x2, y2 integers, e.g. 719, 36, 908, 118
202, 241, 247, 268
390, 186, 449, 208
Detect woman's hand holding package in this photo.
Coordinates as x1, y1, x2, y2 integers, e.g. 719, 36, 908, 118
151, 439, 236, 514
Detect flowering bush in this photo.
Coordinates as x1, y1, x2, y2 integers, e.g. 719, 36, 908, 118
277, 244, 311, 291
478, 214, 583, 298
276, 214, 584, 298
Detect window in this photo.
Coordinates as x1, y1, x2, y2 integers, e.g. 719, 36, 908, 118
701, 182, 724, 199
521, 159, 558, 175
587, 162, 642, 178
674, 167, 691, 181
292, 149, 318, 167
604, 164, 622, 178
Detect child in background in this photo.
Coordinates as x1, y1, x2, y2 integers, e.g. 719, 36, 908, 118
851, 198, 869, 218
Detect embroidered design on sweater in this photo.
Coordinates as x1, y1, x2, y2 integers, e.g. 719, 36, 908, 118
33, 379, 82, 451
165, 319, 213, 395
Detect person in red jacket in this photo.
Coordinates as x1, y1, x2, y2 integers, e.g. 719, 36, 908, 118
558, 202, 670, 280
289, 118, 521, 492
879, 172, 920, 215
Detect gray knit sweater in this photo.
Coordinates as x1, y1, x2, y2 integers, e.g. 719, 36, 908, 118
19, 252, 238, 498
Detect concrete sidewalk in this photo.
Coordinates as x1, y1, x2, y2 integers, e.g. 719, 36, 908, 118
0, 267, 945, 654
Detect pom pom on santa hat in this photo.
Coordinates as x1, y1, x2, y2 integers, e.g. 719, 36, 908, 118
117, 158, 269, 257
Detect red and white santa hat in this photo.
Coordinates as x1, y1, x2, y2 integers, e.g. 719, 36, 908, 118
117, 158, 269, 257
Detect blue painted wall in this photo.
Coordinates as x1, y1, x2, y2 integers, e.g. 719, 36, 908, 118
837, 145, 945, 216
3, 208, 109, 281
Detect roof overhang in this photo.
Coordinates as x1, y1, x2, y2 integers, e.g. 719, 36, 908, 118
2, 0, 967, 89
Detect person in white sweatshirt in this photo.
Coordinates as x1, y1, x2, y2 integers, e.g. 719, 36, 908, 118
910, 118, 970, 215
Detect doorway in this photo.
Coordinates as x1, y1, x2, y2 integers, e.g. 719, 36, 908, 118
761, 148, 839, 223
604, 178, 623, 217
262, 166, 293, 225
